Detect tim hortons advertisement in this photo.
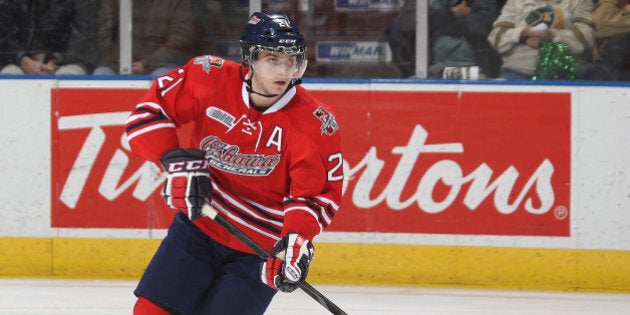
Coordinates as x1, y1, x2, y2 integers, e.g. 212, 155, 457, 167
51, 88, 571, 236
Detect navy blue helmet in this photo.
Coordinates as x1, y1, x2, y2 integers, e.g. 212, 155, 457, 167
240, 12, 306, 65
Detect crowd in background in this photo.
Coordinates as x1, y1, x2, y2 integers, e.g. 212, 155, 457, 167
0, 0, 627, 81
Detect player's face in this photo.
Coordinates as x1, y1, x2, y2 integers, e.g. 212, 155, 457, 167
251, 51, 303, 94
251, 51, 306, 78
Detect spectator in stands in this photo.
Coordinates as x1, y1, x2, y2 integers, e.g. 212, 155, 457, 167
428, 0, 502, 79
94, 0, 195, 76
488, 0, 596, 80
0, 0, 98, 75
386, 0, 503, 79
385, 0, 419, 78
590, 0, 630, 81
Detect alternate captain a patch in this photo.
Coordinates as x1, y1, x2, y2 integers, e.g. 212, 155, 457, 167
313, 106, 339, 136
194, 55, 224, 74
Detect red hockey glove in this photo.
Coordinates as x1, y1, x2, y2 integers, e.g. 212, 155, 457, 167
160, 149, 212, 221
261, 233, 314, 292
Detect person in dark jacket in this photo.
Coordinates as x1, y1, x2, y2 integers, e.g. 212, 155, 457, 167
0, 0, 98, 75
93, 0, 195, 76
590, 0, 630, 81
428, 0, 502, 78
385, 0, 502, 78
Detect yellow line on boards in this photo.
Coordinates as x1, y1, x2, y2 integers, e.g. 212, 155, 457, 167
1, 238, 629, 293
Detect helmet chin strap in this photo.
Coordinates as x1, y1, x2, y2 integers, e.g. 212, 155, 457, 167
239, 65, 279, 98
246, 85, 279, 98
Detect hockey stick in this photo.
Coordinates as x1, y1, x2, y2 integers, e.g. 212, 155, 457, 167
201, 204, 348, 315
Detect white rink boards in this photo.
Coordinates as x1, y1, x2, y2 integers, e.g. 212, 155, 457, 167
1, 78, 630, 293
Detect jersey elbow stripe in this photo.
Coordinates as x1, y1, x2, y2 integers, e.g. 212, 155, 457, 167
294, 196, 338, 218
126, 109, 168, 124
284, 205, 329, 232
126, 122, 176, 141
285, 206, 324, 232
126, 114, 172, 131
126, 102, 173, 125
126, 104, 175, 141
302, 199, 335, 226
134, 102, 172, 120
285, 198, 335, 227
319, 208, 332, 228
314, 196, 340, 211
128, 105, 170, 122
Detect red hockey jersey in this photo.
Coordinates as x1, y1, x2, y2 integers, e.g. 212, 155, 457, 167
125, 55, 343, 254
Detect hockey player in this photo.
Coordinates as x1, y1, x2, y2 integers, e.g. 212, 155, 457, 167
125, 12, 343, 314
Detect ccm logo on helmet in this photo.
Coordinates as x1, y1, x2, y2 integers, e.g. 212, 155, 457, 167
279, 39, 296, 44
165, 160, 209, 172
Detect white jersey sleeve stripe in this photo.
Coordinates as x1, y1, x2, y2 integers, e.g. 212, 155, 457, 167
126, 123, 176, 141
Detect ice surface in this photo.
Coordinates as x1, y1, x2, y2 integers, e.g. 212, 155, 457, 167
0, 278, 629, 315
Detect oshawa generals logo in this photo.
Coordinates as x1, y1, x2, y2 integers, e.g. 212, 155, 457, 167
200, 135, 280, 176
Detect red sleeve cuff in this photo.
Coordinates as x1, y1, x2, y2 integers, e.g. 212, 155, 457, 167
282, 210, 321, 242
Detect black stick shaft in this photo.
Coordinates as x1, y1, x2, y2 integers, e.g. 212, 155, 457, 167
201, 204, 348, 315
